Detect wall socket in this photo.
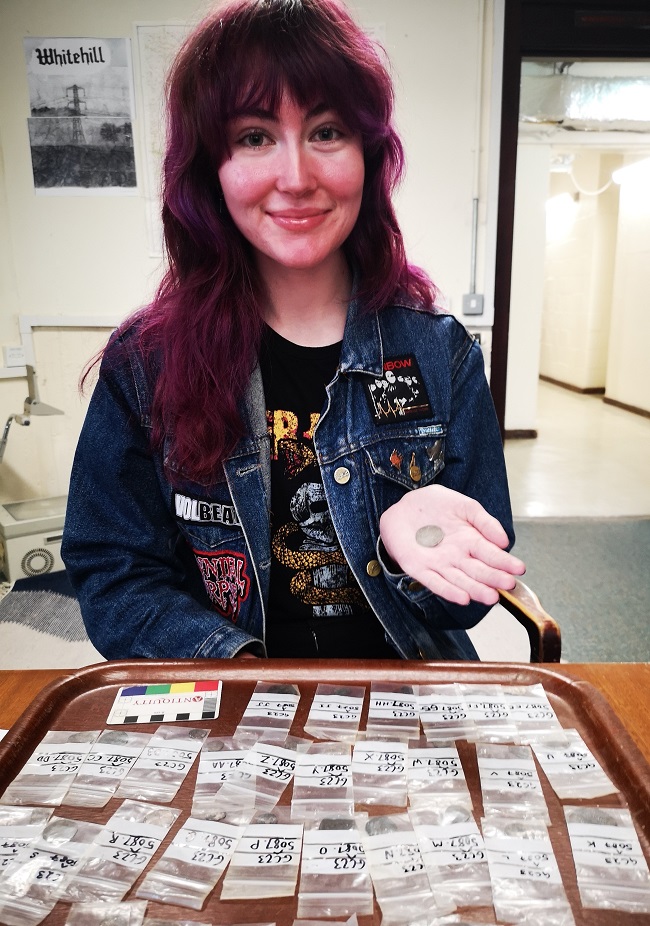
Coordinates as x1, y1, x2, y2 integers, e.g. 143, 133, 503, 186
2, 345, 26, 367
462, 293, 484, 316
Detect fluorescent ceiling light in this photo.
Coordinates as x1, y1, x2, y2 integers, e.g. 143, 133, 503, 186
545, 193, 579, 239
612, 157, 650, 185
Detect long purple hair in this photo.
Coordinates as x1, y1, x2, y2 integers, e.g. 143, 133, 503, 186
137, 0, 437, 484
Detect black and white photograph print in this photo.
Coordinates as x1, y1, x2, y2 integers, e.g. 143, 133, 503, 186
23, 37, 136, 192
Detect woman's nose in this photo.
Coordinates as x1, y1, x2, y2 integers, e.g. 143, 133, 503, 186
275, 142, 316, 195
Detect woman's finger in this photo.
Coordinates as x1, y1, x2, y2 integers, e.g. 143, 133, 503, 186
453, 556, 521, 592
466, 536, 526, 575
408, 566, 472, 606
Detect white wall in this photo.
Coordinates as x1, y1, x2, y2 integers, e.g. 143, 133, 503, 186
507, 140, 649, 432
505, 144, 549, 432
1, 0, 500, 502
539, 150, 619, 390
607, 155, 650, 414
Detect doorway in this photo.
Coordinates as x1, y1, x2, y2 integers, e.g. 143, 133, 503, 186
507, 58, 650, 438
491, 0, 650, 435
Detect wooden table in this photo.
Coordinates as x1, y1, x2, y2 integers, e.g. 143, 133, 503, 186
1, 662, 649, 759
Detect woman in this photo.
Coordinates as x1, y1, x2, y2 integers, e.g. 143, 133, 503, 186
62, 0, 524, 661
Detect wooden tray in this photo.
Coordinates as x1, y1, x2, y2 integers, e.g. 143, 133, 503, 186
1, 659, 649, 925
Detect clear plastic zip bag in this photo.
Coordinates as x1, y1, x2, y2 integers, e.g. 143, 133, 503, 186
64, 730, 153, 808
458, 684, 518, 744
0, 816, 102, 926
294, 912, 358, 926
0, 807, 53, 874
409, 800, 492, 909
476, 743, 549, 822
136, 815, 243, 909
499, 683, 564, 743
219, 806, 303, 900
360, 812, 455, 925
60, 800, 181, 903
303, 685, 365, 743
297, 815, 373, 918
406, 738, 471, 809
115, 726, 208, 803
191, 734, 258, 821
144, 919, 213, 926
351, 736, 408, 807
234, 682, 300, 743
291, 742, 354, 822
431, 918, 494, 926
64, 900, 148, 925
531, 729, 619, 800
217, 735, 306, 814
0, 730, 100, 807
366, 682, 420, 741
482, 815, 574, 925
417, 684, 476, 743
564, 804, 650, 914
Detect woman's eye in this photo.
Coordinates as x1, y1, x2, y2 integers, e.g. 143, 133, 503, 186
240, 131, 268, 147
313, 125, 341, 142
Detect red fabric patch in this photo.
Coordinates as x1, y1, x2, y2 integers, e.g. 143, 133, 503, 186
193, 549, 251, 622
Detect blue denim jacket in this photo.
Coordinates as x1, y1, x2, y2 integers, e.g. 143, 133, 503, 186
62, 298, 514, 661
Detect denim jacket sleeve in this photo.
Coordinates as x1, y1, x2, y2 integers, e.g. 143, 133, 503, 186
374, 322, 514, 634
61, 335, 266, 660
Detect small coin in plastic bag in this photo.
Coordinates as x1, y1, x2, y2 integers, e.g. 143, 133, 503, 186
365, 816, 397, 836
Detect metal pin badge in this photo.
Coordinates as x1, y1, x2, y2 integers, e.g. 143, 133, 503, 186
389, 449, 402, 471
409, 452, 421, 482
426, 439, 443, 462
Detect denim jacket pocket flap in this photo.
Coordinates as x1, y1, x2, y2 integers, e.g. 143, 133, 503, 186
364, 432, 446, 489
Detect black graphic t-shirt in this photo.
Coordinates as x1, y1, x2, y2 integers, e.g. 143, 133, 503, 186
259, 325, 396, 659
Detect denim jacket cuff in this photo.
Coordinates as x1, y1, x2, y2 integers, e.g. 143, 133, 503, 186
194, 626, 266, 659
376, 538, 403, 576
376, 538, 434, 601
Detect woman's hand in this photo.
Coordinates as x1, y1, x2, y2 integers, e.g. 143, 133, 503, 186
379, 485, 525, 606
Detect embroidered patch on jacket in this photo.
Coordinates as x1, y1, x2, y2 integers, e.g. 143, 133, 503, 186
174, 492, 240, 527
364, 355, 432, 423
193, 549, 251, 622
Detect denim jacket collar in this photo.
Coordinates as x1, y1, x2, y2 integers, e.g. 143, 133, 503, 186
338, 296, 385, 377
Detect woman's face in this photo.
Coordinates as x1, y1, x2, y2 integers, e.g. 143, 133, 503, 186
218, 96, 364, 280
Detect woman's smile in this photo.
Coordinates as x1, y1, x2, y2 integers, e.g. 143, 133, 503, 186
267, 208, 331, 230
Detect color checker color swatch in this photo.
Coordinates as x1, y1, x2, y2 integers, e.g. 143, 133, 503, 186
106, 680, 222, 725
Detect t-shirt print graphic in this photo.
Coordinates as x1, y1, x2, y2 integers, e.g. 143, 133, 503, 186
269, 408, 367, 619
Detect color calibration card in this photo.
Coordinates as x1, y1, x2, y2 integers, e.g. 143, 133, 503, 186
106, 680, 222, 725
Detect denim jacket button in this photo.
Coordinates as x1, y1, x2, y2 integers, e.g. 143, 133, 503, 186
333, 466, 351, 485
408, 580, 424, 592
366, 559, 382, 577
